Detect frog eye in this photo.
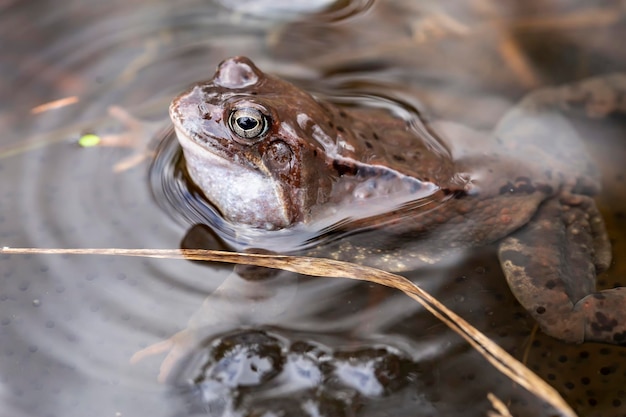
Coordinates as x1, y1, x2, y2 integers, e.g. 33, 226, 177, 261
228, 108, 268, 139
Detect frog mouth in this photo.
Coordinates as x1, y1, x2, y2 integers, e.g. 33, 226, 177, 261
172, 125, 231, 165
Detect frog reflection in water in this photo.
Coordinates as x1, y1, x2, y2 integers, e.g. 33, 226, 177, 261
170, 56, 626, 345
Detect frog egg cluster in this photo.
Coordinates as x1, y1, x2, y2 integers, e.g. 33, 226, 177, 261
170, 329, 419, 416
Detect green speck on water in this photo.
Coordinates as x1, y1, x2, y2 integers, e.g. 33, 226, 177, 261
78, 134, 101, 147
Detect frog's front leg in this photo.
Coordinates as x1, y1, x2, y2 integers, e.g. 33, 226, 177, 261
498, 195, 625, 344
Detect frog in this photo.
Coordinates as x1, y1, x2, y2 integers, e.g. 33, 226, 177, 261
169, 56, 626, 346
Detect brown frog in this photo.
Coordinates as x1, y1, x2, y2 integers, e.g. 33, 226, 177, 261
169, 56, 626, 345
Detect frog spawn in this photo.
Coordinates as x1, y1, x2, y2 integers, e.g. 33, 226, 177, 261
170, 329, 418, 416
525, 335, 626, 416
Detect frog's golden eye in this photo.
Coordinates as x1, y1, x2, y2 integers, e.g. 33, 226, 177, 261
228, 108, 268, 139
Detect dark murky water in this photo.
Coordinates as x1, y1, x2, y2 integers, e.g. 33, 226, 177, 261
1, 1, 626, 416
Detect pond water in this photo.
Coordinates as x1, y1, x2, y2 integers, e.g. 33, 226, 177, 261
1, 1, 626, 416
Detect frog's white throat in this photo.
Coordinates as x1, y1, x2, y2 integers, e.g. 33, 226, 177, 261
174, 126, 292, 230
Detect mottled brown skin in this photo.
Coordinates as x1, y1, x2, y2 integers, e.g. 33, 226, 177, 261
170, 56, 626, 345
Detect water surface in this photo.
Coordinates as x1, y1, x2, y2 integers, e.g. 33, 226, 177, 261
1, 1, 626, 416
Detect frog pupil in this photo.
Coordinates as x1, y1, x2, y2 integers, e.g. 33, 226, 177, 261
237, 116, 258, 131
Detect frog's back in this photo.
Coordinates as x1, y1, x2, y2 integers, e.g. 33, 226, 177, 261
168, 56, 599, 272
